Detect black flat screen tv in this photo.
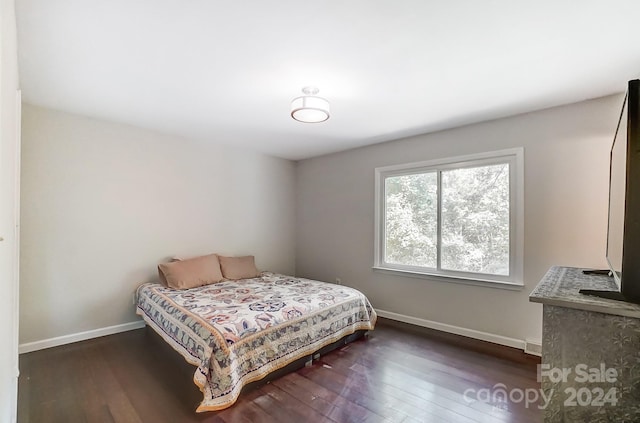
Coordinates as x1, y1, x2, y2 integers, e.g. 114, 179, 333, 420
580, 79, 640, 304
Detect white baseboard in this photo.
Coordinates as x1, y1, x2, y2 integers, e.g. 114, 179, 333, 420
17, 312, 544, 357
525, 338, 543, 357
376, 308, 540, 355
19, 320, 146, 354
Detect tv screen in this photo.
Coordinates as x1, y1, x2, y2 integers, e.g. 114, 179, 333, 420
606, 79, 640, 303
606, 92, 628, 289
582, 79, 640, 304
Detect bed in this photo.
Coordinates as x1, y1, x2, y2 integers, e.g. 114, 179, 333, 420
135, 272, 377, 412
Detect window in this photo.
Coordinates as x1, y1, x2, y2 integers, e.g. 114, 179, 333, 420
374, 148, 523, 288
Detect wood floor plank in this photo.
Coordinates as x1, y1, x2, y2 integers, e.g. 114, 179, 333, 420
84, 345, 143, 423
73, 348, 110, 423
270, 375, 340, 420
300, 361, 479, 423
18, 318, 542, 423
253, 385, 332, 423
215, 390, 272, 423
17, 354, 31, 423
339, 360, 505, 420
99, 331, 201, 421
281, 372, 390, 423
299, 362, 473, 423
331, 345, 541, 421
327, 330, 542, 418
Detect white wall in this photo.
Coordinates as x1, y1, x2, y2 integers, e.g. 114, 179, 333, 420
20, 104, 296, 345
18, 91, 624, 353
296, 94, 623, 345
0, 0, 20, 420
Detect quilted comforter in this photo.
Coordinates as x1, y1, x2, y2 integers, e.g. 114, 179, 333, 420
135, 272, 377, 411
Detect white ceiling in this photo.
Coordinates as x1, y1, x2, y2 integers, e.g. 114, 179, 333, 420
16, 0, 640, 160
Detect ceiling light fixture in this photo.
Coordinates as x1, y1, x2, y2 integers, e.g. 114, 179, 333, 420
291, 86, 330, 123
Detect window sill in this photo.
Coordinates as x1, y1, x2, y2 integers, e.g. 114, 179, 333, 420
372, 266, 524, 291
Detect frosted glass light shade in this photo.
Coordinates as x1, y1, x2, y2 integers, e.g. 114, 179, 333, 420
291, 94, 330, 123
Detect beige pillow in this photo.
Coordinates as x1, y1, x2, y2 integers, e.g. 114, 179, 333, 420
158, 254, 223, 289
158, 256, 182, 286
219, 255, 260, 280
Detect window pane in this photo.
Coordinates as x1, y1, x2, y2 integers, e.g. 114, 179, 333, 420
384, 173, 437, 268
441, 164, 510, 275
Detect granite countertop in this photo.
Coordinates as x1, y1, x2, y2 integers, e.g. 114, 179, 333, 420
529, 266, 640, 318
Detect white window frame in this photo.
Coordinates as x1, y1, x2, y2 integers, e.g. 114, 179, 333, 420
374, 148, 524, 289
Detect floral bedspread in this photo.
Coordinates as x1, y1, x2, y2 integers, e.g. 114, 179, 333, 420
135, 272, 377, 412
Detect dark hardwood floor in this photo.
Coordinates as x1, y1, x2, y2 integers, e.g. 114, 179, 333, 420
18, 318, 542, 423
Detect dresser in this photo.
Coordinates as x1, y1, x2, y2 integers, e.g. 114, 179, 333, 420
529, 266, 640, 422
